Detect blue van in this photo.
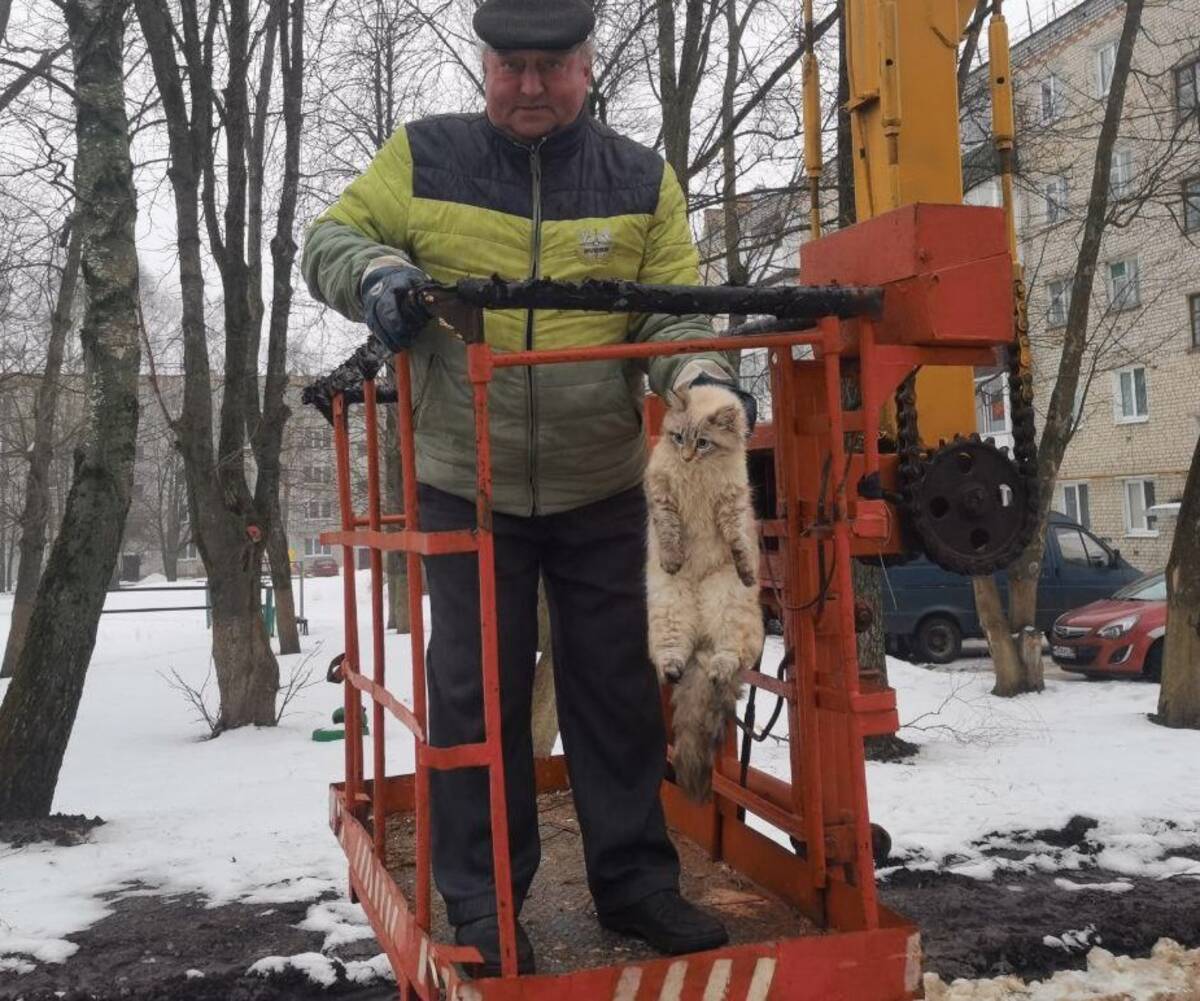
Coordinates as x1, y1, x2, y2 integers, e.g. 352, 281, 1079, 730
882, 512, 1142, 663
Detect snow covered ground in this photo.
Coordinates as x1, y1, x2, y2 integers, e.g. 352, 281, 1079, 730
754, 641, 1200, 884
1, 574, 1199, 991
0, 574, 411, 980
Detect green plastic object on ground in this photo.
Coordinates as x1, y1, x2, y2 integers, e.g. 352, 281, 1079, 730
312, 704, 368, 742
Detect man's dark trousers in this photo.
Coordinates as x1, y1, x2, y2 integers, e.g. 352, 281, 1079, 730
418, 482, 681, 927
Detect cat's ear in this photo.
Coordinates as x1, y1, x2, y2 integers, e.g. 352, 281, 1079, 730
666, 385, 690, 411
711, 404, 741, 432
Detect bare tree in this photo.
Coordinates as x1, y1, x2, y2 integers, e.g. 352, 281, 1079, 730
972, 0, 1146, 696
0, 0, 141, 818
247, 0, 306, 656
645, 0, 835, 201
0, 218, 79, 678
134, 0, 304, 728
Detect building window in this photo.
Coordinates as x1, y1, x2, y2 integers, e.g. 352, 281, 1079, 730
1124, 479, 1158, 536
1110, 149, 1134, 199
304, 464, 331, 485
1176, 55, 1199, 117
1039, 76, 1062, 123
1107, 258, 1140, 310
183, 542, 199, 560
306, 498, 333, 520
1095, 41, 1117, 97
1043, 175, 1068, 224
1059, 482, 1091, 529
303, 536, 333, 557
1184, 177, 1200, 233
304, 427, 330, 450
964, 178, 1002, 208
973, 370, 1010, 436
1190, 293, 1200, 349
1113, 366, 1149, 423
1047, 277, 1071, 327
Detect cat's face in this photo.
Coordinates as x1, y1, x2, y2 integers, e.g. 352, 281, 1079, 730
661, 384, 747, 463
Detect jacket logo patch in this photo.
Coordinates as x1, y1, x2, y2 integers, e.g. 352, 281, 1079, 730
577, 227, 614, 263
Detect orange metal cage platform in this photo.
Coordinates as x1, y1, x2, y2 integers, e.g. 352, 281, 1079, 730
312, 204, 1012, 1001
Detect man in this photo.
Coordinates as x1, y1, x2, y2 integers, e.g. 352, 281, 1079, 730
302, 0, 753, 977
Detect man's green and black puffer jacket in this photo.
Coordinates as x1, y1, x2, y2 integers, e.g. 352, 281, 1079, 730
302, 111, 735, 516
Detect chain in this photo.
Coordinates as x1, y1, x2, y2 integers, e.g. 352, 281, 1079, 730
895, 373, 924, 506
1007, 276, 1039, 488
892, 319, 1041, 575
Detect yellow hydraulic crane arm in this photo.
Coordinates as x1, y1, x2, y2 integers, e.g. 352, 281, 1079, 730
830, 0, 1008, 443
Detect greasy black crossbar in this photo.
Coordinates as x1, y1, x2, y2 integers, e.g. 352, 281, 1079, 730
302, 277, 881, 422
446, 276, 882, 320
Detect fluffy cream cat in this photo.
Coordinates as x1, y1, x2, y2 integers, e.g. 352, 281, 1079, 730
645, 383, 765, 802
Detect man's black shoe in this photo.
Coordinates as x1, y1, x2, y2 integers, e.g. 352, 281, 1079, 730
454, 914, 536, 978
598, 889, 729, 955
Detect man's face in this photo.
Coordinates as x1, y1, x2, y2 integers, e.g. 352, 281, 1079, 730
483, 46, 592, 142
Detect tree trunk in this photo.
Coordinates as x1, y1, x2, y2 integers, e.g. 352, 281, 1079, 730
1, 224, 82, 679
206, 548, 279, 729
970, 0, 1143, 696
718, 0, 747, 297
266, 500, 300, 654
531, 579, 558, 758
0, 0, 140, 817
1157, 433, 1200, 728
1007, 571, 1043, 691
836, 1, 855, 229
135, 0, 294, 730
957, 0, 990, 101
384, 403, 410, 633
857, 561, 915, 758
975, 574, 1044, 696
974, 576, 1021, 694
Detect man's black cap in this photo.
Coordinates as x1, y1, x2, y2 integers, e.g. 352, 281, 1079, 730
473, 0, 595, 51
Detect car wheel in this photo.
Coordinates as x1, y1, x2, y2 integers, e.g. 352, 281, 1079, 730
1143, 641, 1163, 682
913, 615, 962, 665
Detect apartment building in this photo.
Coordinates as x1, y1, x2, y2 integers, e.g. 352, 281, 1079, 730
964, 0, 1200, 568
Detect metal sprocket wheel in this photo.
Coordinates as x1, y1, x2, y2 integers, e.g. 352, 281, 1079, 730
908, 435, 1031, 576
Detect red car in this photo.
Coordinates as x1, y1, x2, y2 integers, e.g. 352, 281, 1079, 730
309, 555, 340, 577
1050, 571, 1166, 679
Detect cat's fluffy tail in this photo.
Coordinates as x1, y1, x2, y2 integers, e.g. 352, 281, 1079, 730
670, 654, 744, 802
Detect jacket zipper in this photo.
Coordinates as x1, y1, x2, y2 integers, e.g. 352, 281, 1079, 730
526, 140, 544, 516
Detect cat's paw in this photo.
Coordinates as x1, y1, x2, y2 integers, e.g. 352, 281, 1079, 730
656, 654, 686, 684
706, 651, 740, 682
736, 562, 758, 588
660, 553, 684, 575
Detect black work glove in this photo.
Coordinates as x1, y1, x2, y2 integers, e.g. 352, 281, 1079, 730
689, 372, 758, 434
361, 264, 435, 352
